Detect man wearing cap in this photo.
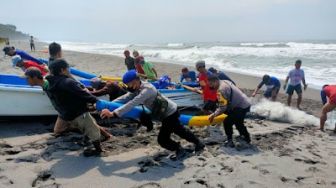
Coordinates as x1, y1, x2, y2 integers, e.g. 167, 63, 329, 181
195, 60, 218, 113
320, 84, 336, 132
208, 67, 235, 85
180, 67, 197, 82
100, 70, 205, 160
207, 75, 251, 147
37, 60, 112, 157
3, 46, 45, 64
11, 55, 49, 76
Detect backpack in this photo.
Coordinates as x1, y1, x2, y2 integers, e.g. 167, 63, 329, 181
151, 92, 169, 120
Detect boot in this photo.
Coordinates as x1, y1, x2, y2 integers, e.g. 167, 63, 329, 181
174, 146, 187, 161
224, 140, 235, 148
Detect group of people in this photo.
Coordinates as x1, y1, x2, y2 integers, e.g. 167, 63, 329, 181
252, 59, 307, 110
123, 50, 158, 81
2, 42, 336, 159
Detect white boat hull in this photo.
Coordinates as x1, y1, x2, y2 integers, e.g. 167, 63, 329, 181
0, 85, 57, 116
0, 85, 203, 117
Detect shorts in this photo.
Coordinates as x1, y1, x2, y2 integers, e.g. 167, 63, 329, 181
69, 112, 101, 141
286, 84, 302, 95
330, 95, 336, 105
203, 100, 218, 112
264, 87, 280, 98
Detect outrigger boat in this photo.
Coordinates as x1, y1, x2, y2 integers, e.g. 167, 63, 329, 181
0, 74, 225, 126
0, 73, 202, 117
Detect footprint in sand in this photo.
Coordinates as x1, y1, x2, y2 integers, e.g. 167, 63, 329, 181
219, 163, 234, 174
0, 175, 14, 186
252, 166, 270, 175
135, 182, 162, 188
31, 170, 59, 188
3, 148, 21, 155
183, 179, 209, 188
294, 158, 321, 165
16, 154, 41, 163
305, 166, 321, 173
138, 159, 161, 173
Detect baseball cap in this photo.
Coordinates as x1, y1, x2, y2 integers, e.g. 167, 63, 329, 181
195, 60, 205, 69
122, 70, 138, 84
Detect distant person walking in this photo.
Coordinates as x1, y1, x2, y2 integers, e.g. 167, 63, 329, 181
283, 60, 307, 110
30, 36, 35, 51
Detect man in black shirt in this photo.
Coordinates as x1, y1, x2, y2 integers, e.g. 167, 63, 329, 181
124, 50, 135, 70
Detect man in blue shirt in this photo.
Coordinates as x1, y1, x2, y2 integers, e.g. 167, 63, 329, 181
3, 46, 45, 65
180, 67, 197, 82
208, 67, 235, 85
252, 74, 281, 101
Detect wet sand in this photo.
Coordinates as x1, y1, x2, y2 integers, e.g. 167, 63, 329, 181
0, 41, 335, 188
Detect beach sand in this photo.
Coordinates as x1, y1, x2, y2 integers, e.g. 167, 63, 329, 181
1, 41, 335, 188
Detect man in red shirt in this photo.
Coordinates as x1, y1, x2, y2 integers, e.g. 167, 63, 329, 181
12, 55, 49, 76
134, 56, 145, 75
196, 60, 217, 114
320, 85, 336, 132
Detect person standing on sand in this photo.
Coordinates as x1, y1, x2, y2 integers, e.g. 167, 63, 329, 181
100, 70, 205, 160
195, 60, 217, 114
319, 85, 336, 133
252, 74, 281, 101
207, 75, 251, 147
140, 58, 158, 81
48, 42, 62, 63
30, 36, 35, 51
48, 42, 82, 81
124, 50, 135, 70
133, 50, 140, 58
283, 60, 308, 110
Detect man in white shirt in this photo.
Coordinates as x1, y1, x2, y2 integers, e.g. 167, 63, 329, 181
283, 60, 308, 110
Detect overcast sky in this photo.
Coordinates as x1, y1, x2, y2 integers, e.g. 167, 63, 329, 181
1, 0, 335, 43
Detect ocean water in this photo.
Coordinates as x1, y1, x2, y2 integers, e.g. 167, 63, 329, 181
60, 41, 336, 89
